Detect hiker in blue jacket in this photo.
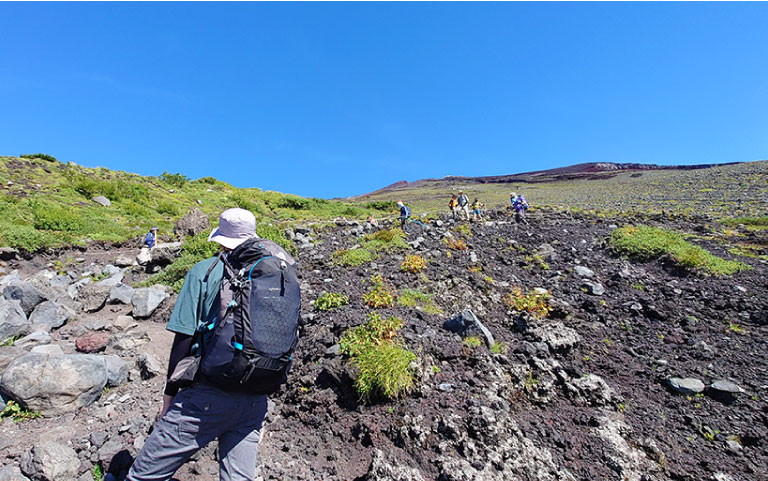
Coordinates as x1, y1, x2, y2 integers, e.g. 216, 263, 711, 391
143, 227, 158, 249
513, 194, 529, 224
397, 200, 411, 230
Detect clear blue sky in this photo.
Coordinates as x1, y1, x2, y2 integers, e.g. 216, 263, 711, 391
1, 2, 766, 198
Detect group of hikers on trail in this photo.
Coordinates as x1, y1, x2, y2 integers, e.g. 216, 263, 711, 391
448, 191, 485, 221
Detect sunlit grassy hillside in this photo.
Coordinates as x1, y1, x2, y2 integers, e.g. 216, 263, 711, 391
0, 155, 391, 251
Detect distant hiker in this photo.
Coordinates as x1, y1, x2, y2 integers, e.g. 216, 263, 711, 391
471, 198, 484, 221
397, 200, 411, 230
513, 194, 529, 224
143, 226, 158, 249
457, 191, 470, 220
509, 192, 518, 208
448, 194, 460, 219
367, 214, 378, 226
126, 208, 300, 481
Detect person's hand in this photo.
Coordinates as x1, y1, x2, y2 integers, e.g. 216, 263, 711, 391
160, 394, 174, 418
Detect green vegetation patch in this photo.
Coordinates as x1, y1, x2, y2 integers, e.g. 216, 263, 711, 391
340, 313, 417, 402
0, 400, 42, 422
400, 254, 427, 273
315, 292, 349, 311
610, 225, 750, 276
361, 228, 408, 252
397, 288, 442, 315
332, 248, 376, 266
503, 287, 552, 318
363, 274, 395, 308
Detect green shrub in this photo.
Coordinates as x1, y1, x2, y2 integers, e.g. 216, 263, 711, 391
363, 275, 395, 308
490, 342, 508, 355
196, 176, 218, 184
0, 225, 58, 251
397, 288, 442, 315
463, 336, 483, 348
504, 287, 552, 318
254, 223, 296, 256
340, 313, 416, 402
228, 192, 265, 215
361, 229, 408, 252
28, 200, 84, 232
364, 200, 397, 211
20, 153, 57, 162
332, 248, 375, 266
156, 200, 180, 216
0, 400, 42, 422
315, 292, 349, 311
277, 196, 312, 210
610, 225, 750, 275
400, 254, 427, 273
160, 171, 189, 188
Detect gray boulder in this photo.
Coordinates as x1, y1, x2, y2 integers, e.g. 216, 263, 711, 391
91, 195, 111, 207
573, 265, 595, 278
13, 330, 51, 349
1, 353, 107, 415
0, 345, 25, 372
20, 441, 79, 481
173, 208, 211, 239
96, 271, 124, 288
0, 466, 31, 481
137, 352, 163, 379
109, 283, 134, 305
103, 355, 129, 387
131, 287, 169, 318
667, 377, 705, 395
442, 309, 495, 348
136, 248, 152, 266
528, 321, 581, 352
66, 278, 91, 300
150, 242, 183, 266
0, 298, 29, 343
30, 344, 64, 355
3, 282, 47, 315
582, 281, 605, 296
77, 283, 111, 313
365, 449, 426, 481
28, 301, 72, 332
565, 374, 614, 406
113, 254, 134, 267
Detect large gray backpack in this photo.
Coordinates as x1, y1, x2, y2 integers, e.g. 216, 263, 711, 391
198, 238, 300, 394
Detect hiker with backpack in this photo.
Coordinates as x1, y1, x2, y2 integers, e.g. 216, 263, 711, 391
471, 198, 484, 222
448, 194, 459, 219
143, 226, 158, 249
513, 193, 529, 224
457, 191, 470, 220
397, 200, 411, 230
126, 208, 300, 481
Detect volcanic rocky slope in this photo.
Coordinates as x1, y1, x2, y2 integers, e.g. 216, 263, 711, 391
0, 209, 767, 481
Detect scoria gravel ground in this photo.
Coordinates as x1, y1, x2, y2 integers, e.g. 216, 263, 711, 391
1, 208, 767, 481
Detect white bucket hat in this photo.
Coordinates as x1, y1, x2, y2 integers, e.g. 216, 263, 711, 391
207, 208, 257, 249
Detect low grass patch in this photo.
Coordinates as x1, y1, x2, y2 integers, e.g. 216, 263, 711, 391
610, 225, 750, 276
332, 248, 376, 266
397, 288, 442, 315
314, 292, 349, 311
340, 313, 416, 402
361, 228, 408, 252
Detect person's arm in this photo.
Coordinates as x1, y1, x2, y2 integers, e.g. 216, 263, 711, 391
160, 333, 193, 416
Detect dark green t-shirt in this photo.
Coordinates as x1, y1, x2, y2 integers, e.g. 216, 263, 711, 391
166, 257, 224, 336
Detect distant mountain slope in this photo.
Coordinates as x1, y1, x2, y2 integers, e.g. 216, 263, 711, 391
354, 161, 745, 198
348, 160, 768, 220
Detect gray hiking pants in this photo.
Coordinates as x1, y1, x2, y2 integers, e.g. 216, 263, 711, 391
126, 383, 268, 481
